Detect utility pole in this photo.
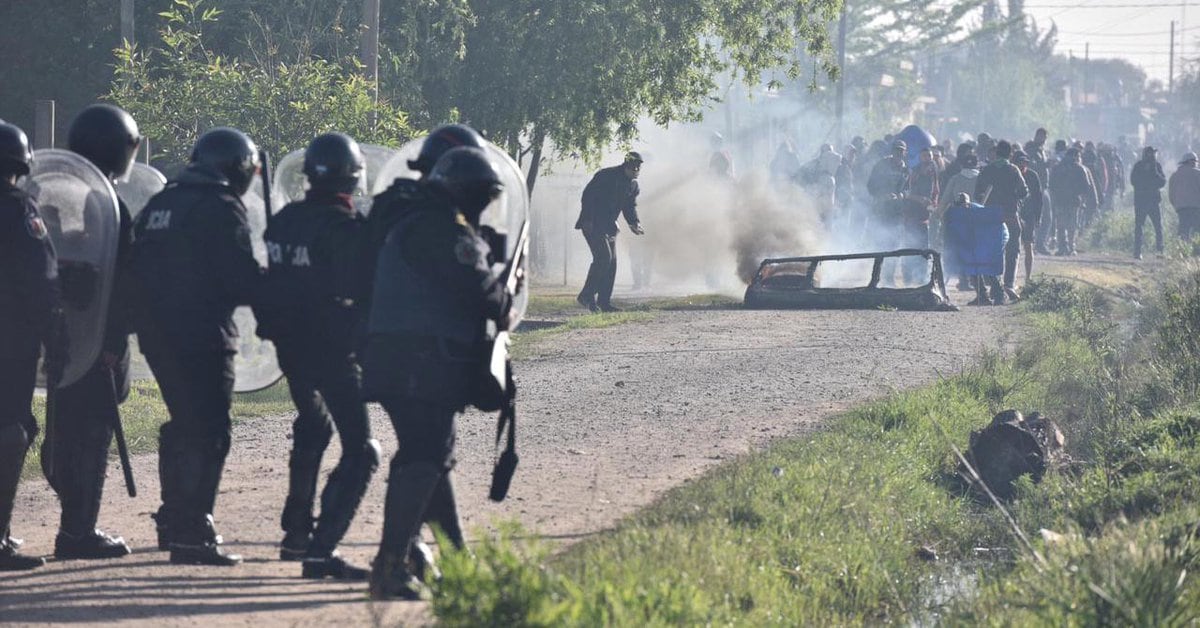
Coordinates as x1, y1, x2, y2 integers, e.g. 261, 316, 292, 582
1169, 20, 1176, 95
360, 0, 381, 131
34, 100, 55, 150
835, 2, 848, 145
120, 0, 135, 45
1084, 42, 1090, 105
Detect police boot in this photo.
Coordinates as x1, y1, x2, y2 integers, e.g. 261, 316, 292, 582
426, 473, 465, 549
379, 461, 442, 558
407, 539, 440, 583
55, 529, 130, 560
280, 448, 323, 561
55, 422, 128, 560
369, 551, 429, 601
0, 424, 43, 571
170, 515, 242, 567
307, 441, 380, 560
302, 551, 370, 581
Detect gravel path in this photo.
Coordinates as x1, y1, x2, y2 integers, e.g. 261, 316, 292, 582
1, 289, 1017, 626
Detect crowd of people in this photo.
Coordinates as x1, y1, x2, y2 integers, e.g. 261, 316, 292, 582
1, 107, 521, 602
770, 127, 1200, 305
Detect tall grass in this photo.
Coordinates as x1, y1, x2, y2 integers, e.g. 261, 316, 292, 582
431, 270, 1200, 625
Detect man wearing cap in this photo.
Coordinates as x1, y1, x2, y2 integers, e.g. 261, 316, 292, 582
1169, 152, 1200, 248
575, 152, 645, 312
1130, 146, 1167, 259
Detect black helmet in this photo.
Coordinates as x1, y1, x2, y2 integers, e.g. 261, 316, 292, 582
0, 121, 32, 177
408, 123, 484, 175
191, 127, 260, 196
426, 146, 503, 220
67, 104, 141, 180
303, 132, 365, 193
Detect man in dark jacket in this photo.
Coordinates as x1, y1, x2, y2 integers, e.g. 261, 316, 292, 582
255, 133, 377, 580
44, 104, 141, 561
974, 140, 1028, 300
131, 127, 263, 566
1129, 146, 1167, 259
575, 152, 644, 312
0, 121, 60, 571
866, 139, 910, 250
1049, 148, 1099, 256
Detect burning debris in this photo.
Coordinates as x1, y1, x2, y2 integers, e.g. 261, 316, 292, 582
964, 410, 1069, 500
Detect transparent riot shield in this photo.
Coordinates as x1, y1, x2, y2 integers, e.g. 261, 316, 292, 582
115, 162, 167, 218
23, 149, 121, 387
373, 138, 530, 326
228, 172, 283, 392
272, 144, 399, 216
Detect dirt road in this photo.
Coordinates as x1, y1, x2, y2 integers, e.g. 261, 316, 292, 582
1, 289, 1018, 626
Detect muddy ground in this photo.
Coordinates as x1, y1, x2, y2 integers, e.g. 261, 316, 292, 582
4, 258, 1136, 626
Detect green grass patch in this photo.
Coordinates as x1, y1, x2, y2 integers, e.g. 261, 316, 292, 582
23, 378, 293, 478
430, 270, 1200, 625
511, 311, 656, 360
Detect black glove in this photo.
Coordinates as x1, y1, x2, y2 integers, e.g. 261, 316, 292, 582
478, 226, 507, 263
58, 261, 99, 311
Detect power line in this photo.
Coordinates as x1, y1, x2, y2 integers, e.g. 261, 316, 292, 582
1057, 25, 1200, 36
1026, 3, 1189, 7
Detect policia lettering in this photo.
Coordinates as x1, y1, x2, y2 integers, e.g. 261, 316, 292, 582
131, 127, 263, 567
255, 132, 379, 581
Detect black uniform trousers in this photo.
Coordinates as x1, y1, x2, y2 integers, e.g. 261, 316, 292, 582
0, 343, 41, 542
1134, 203, 1164, 256
377, 395, 463, 557
0, 343, 40, 434
579, 229, 618, 306
143, 348, 235, 542
41, 352, 128, 536
276, 343, 375, 555
1178, 207, 1200, 244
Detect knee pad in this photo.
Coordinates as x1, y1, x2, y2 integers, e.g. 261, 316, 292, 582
293, 416, 334, 454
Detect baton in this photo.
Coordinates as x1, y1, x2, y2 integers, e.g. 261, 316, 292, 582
107, 366, 136, 497
259, 149, 273, 228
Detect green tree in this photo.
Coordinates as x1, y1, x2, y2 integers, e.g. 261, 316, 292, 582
107, 0, 412, 168
434, 0, 842, 192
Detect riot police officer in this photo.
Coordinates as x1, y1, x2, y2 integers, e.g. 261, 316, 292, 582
362, 123, 486, 579
255, 133, 378, 579
363, 146, 513, 600
0, 121, 59, 571
130, 127, 263, 566
41, 104, 141, 560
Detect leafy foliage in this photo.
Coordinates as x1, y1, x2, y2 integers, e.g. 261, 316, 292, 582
107, 0, 411, 167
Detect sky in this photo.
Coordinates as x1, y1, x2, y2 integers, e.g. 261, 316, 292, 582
1022, 0, 1198, 85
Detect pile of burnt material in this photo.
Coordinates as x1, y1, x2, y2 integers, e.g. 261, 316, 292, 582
963, 410, 1069, 500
